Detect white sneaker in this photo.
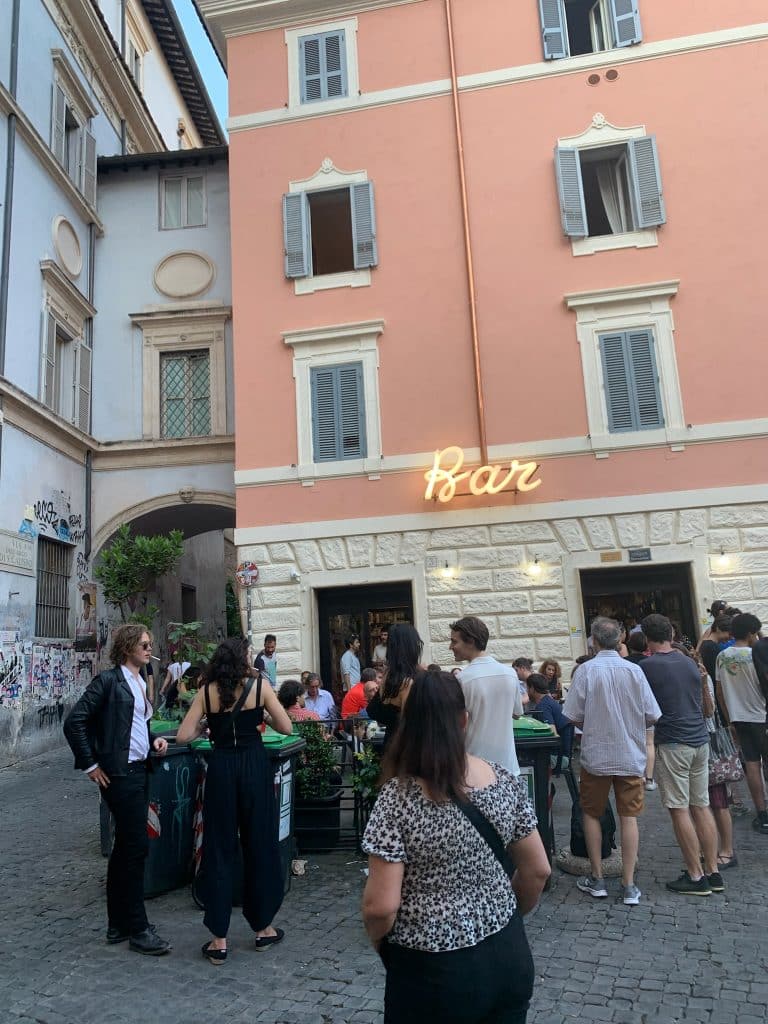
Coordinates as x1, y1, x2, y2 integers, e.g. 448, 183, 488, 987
577, 875, 608, 898
623, 884, 641, 905
644, 778, 657, 791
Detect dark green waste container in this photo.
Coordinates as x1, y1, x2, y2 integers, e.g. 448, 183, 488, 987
514, 718, 560, 862
189, 729, 306, 904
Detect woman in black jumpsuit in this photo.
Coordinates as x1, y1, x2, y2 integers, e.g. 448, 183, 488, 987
177, 638, 293, 963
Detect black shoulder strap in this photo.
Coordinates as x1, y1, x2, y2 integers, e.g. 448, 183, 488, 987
203, 681, 212, 718
255, 674, 263, 708
230, 677, 254, 721
453, 797, 514, 878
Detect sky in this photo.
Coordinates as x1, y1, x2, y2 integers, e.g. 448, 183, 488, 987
172, 0, 229, 135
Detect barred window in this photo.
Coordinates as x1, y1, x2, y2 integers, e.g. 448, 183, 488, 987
35, 537, 72, 639
160, 350, 211, 438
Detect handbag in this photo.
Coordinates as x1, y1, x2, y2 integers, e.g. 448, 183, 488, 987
708, 706, 743, 785
453, 797, 515, 878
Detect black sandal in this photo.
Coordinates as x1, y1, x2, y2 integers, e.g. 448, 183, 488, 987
254, 927, 284, 952
202, 941, 227, 965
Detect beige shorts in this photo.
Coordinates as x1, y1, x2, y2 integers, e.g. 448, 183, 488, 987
656, 743, 710, 809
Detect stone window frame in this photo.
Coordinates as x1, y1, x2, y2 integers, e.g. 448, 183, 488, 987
131, 305, 230, 441
40, 260, 95, 428
285, 17, 359, 115
565, 279, 684, 454
282, 319, 384, 483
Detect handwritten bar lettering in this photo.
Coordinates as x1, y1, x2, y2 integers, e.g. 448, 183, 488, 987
424, 446, 542, 503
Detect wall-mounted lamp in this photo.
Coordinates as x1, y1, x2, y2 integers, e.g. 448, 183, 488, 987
440, 561, 456, 580
527, 556, 543, 578
289, 568, 302, 582
716, 548, 731, 570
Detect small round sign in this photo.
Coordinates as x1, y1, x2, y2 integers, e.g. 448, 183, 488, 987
235, 561, 260, 587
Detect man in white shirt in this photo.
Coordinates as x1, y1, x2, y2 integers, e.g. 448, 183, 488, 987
64, 625, 171, 955
340, 635, 362, 692
563, 617, 661, 906
304, 672, 338, 722
372, 628, 389, 668
449, 616, 523, 776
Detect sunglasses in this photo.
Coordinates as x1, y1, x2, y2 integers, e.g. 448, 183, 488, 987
140, 642, 153, 650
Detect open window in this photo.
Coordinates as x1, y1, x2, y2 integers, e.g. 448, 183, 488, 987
40, 260, 95, 431
51, 52, 97, 206
283, 182, 377, 281
539, 0, 642, 60
555, 135, 664, 239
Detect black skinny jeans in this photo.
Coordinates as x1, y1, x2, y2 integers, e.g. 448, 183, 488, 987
383, 914, 535, 1024
102, 768, 150, 934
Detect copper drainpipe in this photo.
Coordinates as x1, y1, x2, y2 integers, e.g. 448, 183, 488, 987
444, 0, 488, 465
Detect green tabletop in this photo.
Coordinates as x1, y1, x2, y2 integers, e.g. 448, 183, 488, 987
189, 727, 306, 757
514, 717, 554, 736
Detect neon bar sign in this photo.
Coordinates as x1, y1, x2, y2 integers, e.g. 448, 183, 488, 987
424, 445, 542, 503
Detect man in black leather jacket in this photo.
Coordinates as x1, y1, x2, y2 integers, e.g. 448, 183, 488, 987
64, 624, 171, 955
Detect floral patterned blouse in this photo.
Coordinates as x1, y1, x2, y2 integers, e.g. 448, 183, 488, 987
362, 764, 537, 952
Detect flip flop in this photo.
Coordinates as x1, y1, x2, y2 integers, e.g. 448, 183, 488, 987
717, 854, 738, 870
254, 927, 285, 952
202, 941, 227, 965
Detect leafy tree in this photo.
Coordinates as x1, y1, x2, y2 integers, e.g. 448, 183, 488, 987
225, 580, 242, 637
94, 524, 184, 622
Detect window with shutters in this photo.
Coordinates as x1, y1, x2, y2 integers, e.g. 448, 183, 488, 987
555, 117, 665, 256
35, 537, 73, 639
51, 52, 97, 207
160, 350, 212, 439
160, 174, 206, 229
566, 280, 684, 450
283, 319, 384, 479
539, 0, 642, 60
311, 363, 367, 462
40, 260, 95, 432
283, 160, 377, 294
285, 19, 359, 113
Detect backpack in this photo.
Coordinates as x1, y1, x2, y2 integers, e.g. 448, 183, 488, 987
565, 769, 617, 859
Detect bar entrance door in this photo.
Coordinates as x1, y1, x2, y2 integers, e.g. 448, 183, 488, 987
317, 582, 413, 699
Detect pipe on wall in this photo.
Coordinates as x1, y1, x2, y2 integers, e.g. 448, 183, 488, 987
0, 0, 22, 377
444, 0, 488, 464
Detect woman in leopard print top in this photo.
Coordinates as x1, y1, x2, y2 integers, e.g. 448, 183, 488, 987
362, 669, 550, 1024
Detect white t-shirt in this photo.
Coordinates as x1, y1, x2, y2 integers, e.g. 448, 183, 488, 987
340, 649, 361, 690
716, 646, 766, 723
459, 654, 524, 776
373, 643, 388, 664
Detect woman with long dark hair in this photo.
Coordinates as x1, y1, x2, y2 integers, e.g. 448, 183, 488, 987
366, 623, 423, 747
176, 637, 293, 964
362, 670, 550, 1023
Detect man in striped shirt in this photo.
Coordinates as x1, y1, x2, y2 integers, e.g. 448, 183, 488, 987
563, 617, 661, 906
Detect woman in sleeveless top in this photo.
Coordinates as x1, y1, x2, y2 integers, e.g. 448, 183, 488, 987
366, 624, 424, 748
177, 637, 293, 964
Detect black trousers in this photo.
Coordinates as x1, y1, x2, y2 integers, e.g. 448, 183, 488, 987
102, 768, 150, 935
384, 914, 535, 1024
201, 744, 283, 938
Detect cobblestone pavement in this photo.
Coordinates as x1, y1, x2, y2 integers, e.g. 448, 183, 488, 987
2, 748, 767, 1024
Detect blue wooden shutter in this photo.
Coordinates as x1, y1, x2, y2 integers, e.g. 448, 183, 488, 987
299, 35, 323, 102
338, 363, 366, 458
600, 330, 663, 432
600, 332, 635, 432
311, 363, 366, 462
627, 329, 663, 428
554, 147, 587, 237
539, 0, 568, 59
52, 84, 66, 164
282, 192, 311, 278
627, 135, 665, 228
83, 128, 97, 207
323, 31, 347, 98
609, 0, 642, 47
299, 31, 347, 102
351, 182, 378, 269
311, 367, 340, 461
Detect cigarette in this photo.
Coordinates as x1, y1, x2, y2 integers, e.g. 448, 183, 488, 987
150, 656, 161, 661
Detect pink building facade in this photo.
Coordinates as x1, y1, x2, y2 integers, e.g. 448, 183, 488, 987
200, 0, 768, 689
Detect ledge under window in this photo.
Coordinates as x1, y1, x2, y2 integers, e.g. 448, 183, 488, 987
295, 268, 370, 295
572, 228, 658, 257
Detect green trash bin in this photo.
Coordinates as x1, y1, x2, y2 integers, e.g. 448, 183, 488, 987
514, 718, 560, 862
189, 728, 306, 905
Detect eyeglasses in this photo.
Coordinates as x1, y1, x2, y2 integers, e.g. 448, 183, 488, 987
140, 642, 153, 650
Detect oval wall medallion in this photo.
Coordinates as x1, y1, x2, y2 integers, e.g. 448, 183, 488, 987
154, 251, 215, 299
52, 216, 83, 278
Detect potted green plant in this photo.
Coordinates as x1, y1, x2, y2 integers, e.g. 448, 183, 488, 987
294, 721, 343, 852
352, 745, 381, 846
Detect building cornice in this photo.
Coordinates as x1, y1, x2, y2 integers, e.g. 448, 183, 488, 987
129, 303, 232, 329
0, 377, 234, 469
196, 0, 423, 63
0, 83, 104, 234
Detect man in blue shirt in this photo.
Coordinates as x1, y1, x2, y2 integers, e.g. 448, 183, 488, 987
526, 672, 574, 763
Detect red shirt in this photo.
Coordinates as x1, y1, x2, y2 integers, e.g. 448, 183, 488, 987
341, 684, 368, 718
